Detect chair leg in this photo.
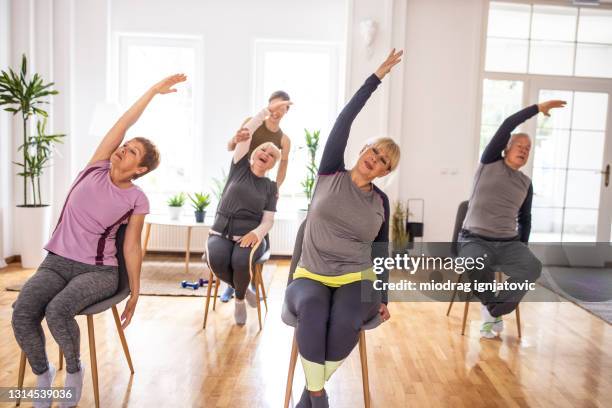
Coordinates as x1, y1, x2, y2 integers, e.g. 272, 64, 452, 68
446, 274, 462, 316
112, 305, 135, 374
16, 351, 26, 407
59, 349, 63, 370
212, 276, 219, 311
255, 274, 263, 331
516, 304, 522, 338
258, 264, 268, 312
358, 331, 371, 408
203, 270, 214, 329
284, 332, 298, 408
461, 293, 471, 336
87, 315, 100, 408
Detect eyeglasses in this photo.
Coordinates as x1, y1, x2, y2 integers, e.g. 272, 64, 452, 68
371, 146, 390, 169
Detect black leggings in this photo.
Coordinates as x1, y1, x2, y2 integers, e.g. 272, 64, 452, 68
285, 278, 380, 364
206, 235, 267, 300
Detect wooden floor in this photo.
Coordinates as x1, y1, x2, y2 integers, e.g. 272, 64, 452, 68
1, 260, 611, 407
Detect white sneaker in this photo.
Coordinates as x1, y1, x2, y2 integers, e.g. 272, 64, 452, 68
493, 316, 504, 333
480, 304, 497, 339
234, 299, 247, 325
33, 364, 56, 408
60, 364, 86, 408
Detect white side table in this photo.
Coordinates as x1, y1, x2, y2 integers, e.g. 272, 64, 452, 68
142, 214, 214, 274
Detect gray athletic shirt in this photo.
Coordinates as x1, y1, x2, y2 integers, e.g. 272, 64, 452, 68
299, 171, 386, 275
463, 160, 531, 239
212, 155, 278, 238
463, 105, 537, 242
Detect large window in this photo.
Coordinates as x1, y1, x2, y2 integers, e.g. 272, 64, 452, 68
479, 79, 524, 155
117, 35, 203, 213
486, 2, 612, 78
479, 2, 612, 242
253, 40, 342, 212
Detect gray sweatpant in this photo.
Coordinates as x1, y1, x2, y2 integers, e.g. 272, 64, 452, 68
458, 232, 542, 317
11, 253, 118, 374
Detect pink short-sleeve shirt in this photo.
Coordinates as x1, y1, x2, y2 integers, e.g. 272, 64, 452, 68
45, 160, 149, 266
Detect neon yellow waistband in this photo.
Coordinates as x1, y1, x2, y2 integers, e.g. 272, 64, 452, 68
293, 266, 376, 288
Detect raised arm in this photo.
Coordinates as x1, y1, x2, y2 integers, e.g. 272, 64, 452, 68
227, 118, 252, 151
517, 184, 533, 243
319, 49, 402, 175
88, 74, 186, 166
233, 100, 292, 163
276, 134, 291, 188
481, 100, 566, 164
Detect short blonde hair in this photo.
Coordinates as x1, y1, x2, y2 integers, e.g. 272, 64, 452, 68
250, 142, 282, 164
365, 137, 400, 171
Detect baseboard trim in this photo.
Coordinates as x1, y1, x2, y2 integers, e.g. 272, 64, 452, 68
4, 255, 20, 265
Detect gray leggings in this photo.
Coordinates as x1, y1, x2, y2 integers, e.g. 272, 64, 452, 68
458, 233, 542, 317
284, 278, 380, 364
207, 235, 266, 300
11, 253, 118, 374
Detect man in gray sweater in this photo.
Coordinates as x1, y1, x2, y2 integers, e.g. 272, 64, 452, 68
460, 99, 566, 338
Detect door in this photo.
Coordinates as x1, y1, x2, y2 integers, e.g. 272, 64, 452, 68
527, 79, 612, 244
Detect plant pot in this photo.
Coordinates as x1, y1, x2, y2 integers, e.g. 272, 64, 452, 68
16, 205, 52, 268
168, 206, 182, 221
194, 210, 206, 223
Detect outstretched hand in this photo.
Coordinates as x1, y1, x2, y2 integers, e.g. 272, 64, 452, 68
538, 100, 566, 117
375, 49, 403, 80
152, 73, 187, 95
379, 304, 391, 322
268, 100, 293, 119
233, 127, 250, 145
121, 295, 138, 329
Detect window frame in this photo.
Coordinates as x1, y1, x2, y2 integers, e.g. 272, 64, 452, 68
112, 32, 205, 214
251, 39, 343, 212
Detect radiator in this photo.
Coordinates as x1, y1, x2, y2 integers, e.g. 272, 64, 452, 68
144, 217, 300, 255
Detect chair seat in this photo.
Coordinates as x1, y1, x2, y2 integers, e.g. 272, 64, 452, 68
281, 302, 382, 331
255, 248, 271, 264
79, 288, 130, 315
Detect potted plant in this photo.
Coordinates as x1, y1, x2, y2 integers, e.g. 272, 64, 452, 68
0, 54, 64, 267
167, 193, 186, 221
299, 129, 320, 221
391, 201, 410, 256
189, 192, 211, 223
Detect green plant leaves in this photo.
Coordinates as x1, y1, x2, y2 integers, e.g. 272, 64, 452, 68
0, 53, 65, 205
188, 192, 211, 211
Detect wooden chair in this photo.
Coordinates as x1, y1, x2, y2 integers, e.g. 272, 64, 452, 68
446, 200, 522, 337
16, 224, 134, 408
202, 234, 270, 330
281, 220, 381, 408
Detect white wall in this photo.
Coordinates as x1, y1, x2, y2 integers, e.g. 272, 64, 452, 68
399, 0, 485, 241
2, 0, 481, 257
109, 0, 346, 194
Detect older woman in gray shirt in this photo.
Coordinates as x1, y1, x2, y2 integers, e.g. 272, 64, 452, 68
284, 50, 402, 408
207, 100, 290, 325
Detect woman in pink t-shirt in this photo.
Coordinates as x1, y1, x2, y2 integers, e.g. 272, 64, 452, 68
11, 73, 186, 408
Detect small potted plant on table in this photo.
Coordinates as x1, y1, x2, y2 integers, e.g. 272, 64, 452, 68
167, 193, 186, 221
189, 192, 211, 223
